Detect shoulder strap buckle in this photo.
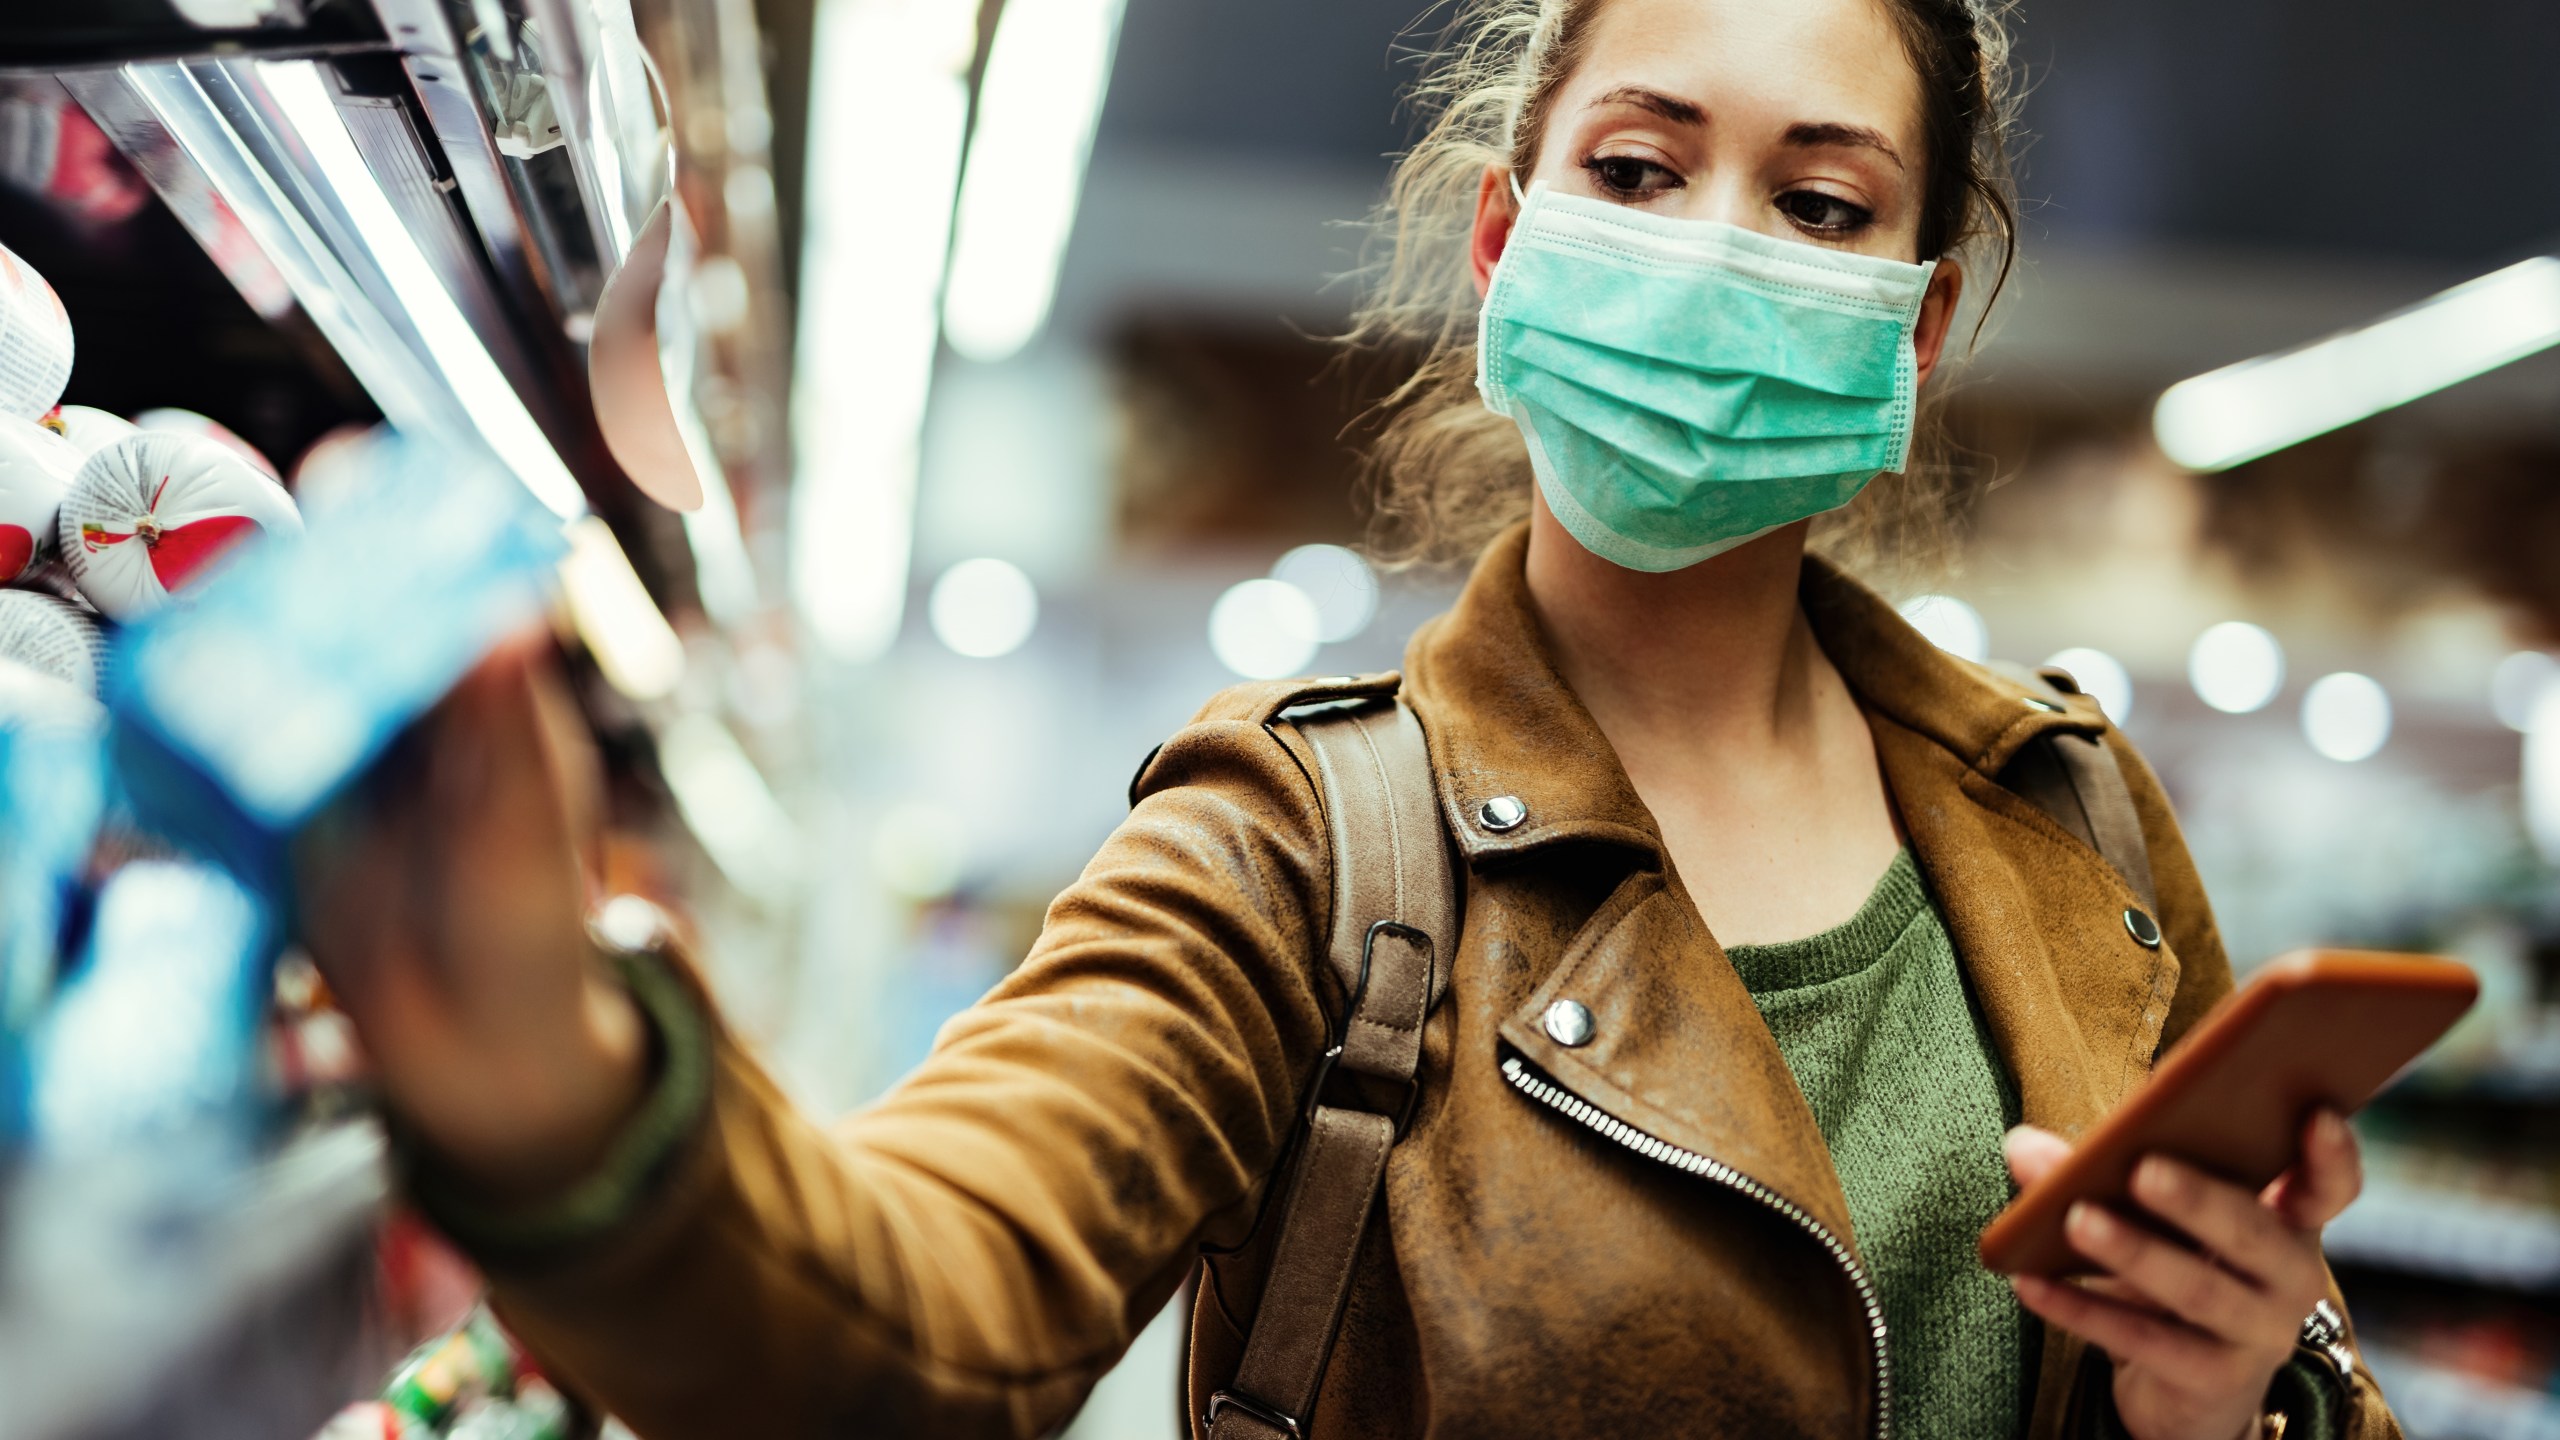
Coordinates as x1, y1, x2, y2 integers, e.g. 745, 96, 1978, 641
1205, 1387, 1305, 1439
1302, 919, 1435, 1136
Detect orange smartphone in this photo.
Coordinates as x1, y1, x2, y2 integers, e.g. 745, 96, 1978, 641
1978, 950, 2477, 1278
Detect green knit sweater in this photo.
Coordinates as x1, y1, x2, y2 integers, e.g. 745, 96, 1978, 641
1725, 849, 2026, 1440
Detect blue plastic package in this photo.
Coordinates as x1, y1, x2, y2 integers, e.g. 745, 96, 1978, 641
0, 715, 109, 1147
106, 437, 569, 892
23, 858, 274, 1159
0, 720, 106, 1032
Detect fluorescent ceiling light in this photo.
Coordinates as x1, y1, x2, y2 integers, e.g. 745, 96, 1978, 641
790, 0, 977, 661
941, 0, 1126, 361
559, 516, 686, 700
258, 60, 589, 520
2154, 255, 2560, 472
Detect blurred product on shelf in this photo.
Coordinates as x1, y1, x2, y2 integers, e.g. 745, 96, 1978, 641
104, 433, 559, 881
375, 1208, 485, 1351
42, 400, 136, 456
0, 237, 69, 420
0, 586, 100, 693
292, 422, 394, 517
317, 1403, 421, 1440
384, 1308, 518, 1431
0, 410, 76, 579
0, 79, 151, 229
266, 950, 368, 1114
0, 713, 102, 1037
315, 1305, 581, 1440
22, 858, 272, 1159
0, 654, 101, 736
2329, 1178, 2560, 1293
58, 428, 301, 619
136, 402, 282, 478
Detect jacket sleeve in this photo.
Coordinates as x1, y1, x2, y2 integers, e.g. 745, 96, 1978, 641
411, 699, 1339, 1439
2086, 733, 2404, 1440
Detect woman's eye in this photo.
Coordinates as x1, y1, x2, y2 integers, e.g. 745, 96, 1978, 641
1583, 154, 1681, 199
1774, 190, 1873, 235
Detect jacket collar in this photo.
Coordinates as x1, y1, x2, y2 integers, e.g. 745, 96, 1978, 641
1400, 522, 2097, 869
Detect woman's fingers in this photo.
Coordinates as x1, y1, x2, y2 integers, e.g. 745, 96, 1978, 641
2064, 1200, 2286, 1345
2012, 1272, 2236, 1381
2265, 1111, 2364, 1230
2004, 1124, 2073, 1189
2128, 1154, 2303, 1291
431, 640, 595, 956
291, 631, 600, 1061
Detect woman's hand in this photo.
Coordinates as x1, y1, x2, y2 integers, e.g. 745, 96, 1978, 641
295, 632, 648, 1203
2004, 1112, 2364, 1440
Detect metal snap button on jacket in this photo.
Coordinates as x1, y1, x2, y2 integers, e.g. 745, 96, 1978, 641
2124, 907, 2162, 949
1542, 999, 1594, 1047
1478, 795, 1527, 832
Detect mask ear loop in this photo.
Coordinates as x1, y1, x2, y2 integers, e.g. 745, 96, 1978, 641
1507, 169, 1527, 207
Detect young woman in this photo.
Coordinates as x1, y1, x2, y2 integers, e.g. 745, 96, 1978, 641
301, 0, 2399, 1436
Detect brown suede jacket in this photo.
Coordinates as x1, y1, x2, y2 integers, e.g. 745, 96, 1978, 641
427, 527, 2399, 1440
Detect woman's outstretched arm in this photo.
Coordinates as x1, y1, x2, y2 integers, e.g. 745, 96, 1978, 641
298, 638, 1338, 1438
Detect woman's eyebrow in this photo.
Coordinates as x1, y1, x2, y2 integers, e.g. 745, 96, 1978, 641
1587, 85, 1705, 126
1582, 92, 1906, 173
1784, 121, 1906, 171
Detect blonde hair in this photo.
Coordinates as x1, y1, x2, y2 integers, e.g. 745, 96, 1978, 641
1345, 0, 2021, 583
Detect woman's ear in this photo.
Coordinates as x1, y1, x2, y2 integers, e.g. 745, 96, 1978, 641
1912, 259, 1966, 390
1470, 166, 1518, 298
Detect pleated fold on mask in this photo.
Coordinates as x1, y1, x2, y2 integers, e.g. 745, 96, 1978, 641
1472, 184, 1935, 574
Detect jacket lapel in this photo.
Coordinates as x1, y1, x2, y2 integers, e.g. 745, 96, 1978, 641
1867, 714, 2181, 1139
1803, 559, 2183, 1137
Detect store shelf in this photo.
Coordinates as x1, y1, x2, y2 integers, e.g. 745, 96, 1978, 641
0, 1121, 390, 1440
2366, 1349, 2560, 1440
2389, 1066, 2560, 1106
2328, 1183, 2560, 1294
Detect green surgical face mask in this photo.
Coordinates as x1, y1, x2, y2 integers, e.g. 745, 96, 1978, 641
1476, 182, 1938, 573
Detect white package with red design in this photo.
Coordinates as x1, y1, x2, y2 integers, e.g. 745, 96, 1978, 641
135, 406, 279, 479
59, 431, 302, 619
0, 240, 72, 420
0, 589, 101, 694
0, 412, 77, 580
45, 403, 137, 457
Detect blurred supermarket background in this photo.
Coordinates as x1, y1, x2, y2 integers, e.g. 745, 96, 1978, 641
0, 0, 2556, 1437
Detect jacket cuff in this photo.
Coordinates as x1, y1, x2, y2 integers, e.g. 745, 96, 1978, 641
2262, 1347, 2350, 1439
397, 947, 714, 1267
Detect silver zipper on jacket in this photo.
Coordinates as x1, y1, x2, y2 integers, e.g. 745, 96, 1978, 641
1499, 1050, 1893, 1440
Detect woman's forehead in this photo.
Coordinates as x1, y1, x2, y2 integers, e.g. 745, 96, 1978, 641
1563, 0, 1925, 148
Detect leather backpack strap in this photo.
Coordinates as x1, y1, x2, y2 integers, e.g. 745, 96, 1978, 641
1998, 665, 2159, 916
1205, 697, 1454, 1440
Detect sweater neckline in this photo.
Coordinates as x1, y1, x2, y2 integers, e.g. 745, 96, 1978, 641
1724, 848, 1929, 993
